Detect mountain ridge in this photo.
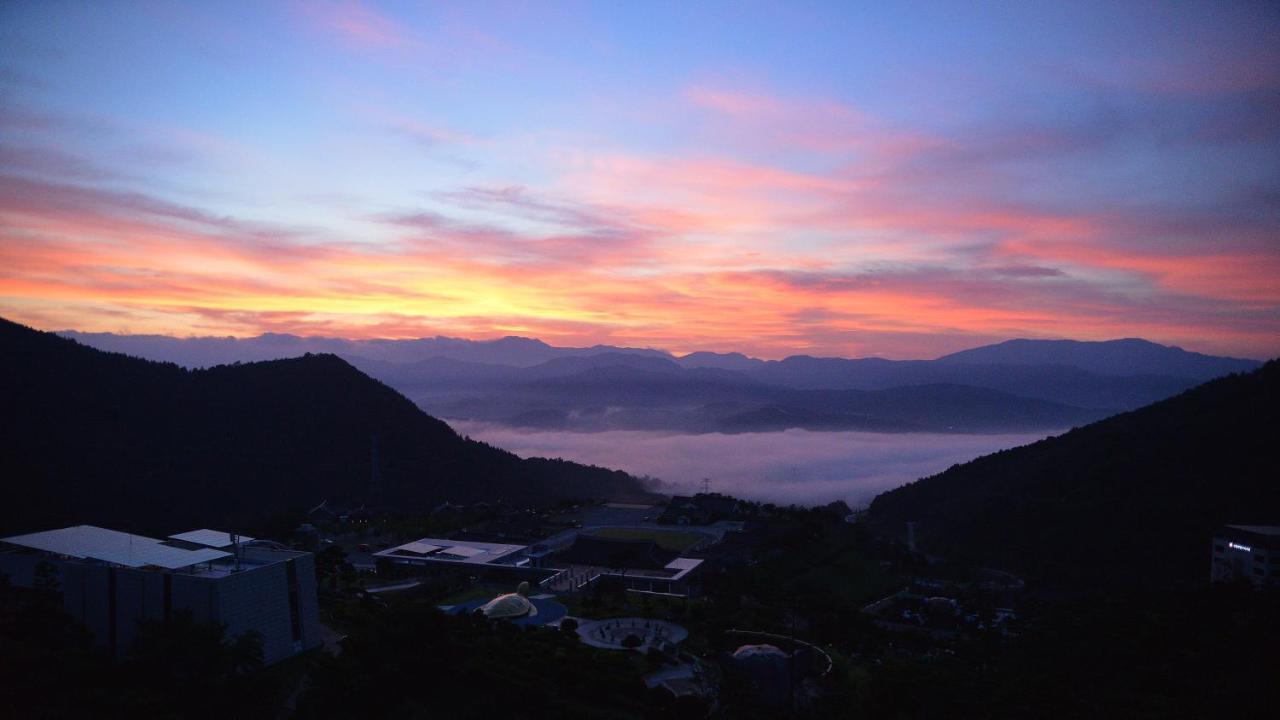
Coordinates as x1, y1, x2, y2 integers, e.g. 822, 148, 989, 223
56, 329, 1262, 434
61, 329, 1261, 373
868, 360, 1280, 592
937, 337, 1259, 378
0, 317, 655, 536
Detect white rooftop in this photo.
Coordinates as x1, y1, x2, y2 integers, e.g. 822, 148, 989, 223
603, 556, 705, 581
376, 537, 526, 565
441, 545, 485, 558
398, 540, 445, 556
2, 525, 231, 570
168, 529, 255, 549
663, 557, 704, 580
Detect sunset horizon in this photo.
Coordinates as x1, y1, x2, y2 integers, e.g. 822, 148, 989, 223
48, 322, 1267, 364
2, 3, 1278, 716
3, 2, 1277, 360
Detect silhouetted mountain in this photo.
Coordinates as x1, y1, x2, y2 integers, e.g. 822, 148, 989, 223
677, 351, 766, 372
345, 355, 524, 390
740, 356, 1197, 409
61, 330, 672, 368
419, 363, 1105, 433
937, 337, 1260, 379
0, 318, 654, 536
868, 361, 1280, 591
60, 330, 1260, 433
519, 352, 686, 378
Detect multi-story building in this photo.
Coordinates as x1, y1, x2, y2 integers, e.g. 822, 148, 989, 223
375, 534, 704, 597
0, 525, 321, 665
1210, 525, 1280, 588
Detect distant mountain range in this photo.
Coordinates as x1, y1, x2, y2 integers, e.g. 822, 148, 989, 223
58, 330, 672, 368
62, 329, 1262, 434
0, 318, 654, 537
869, 359, 1280, 592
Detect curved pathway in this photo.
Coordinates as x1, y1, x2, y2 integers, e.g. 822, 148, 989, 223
575, 617, 688, 650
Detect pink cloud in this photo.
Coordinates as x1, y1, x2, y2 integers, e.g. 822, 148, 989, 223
686, 85, 940, 157
302, 1, 414, 49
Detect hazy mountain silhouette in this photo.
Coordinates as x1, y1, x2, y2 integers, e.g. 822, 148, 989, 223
936, 337, 1259, 379
60, 330, 1260, 433
0, 318, 653, 536
677, 351, 765, 372
61, 330, 672, 368
868, 360, 1280, 592
419, 364, 1106, 433
733, 356, 1202, 409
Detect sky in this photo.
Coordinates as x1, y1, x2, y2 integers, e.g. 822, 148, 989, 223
1, 1, 1277, 360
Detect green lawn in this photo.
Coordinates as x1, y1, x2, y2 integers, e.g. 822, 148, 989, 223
588, 527, 705, 551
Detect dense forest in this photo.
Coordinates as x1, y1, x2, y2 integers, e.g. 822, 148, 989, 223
870, 360, 1280, 591
0, 317, 654, 537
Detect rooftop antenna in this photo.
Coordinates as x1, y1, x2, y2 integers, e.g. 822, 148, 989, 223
700, 477, 711, 495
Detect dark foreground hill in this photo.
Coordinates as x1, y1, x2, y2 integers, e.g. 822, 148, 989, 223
0, 318, 653, 536
869, 360, 1280, 592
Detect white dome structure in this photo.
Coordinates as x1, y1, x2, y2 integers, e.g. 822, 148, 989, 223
480, 581, 538, 620
732, 643, 792, 707
732, 643, 788, 661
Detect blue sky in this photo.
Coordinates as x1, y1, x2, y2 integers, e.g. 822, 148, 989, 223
1, 1, 1277, 358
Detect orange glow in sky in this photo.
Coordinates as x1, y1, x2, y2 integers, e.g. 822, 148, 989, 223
1, 2, 1277, 359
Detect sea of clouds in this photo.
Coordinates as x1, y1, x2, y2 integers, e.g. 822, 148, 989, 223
449, 422, 1057, 507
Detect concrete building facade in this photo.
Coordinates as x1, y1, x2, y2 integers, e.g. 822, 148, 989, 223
0, 525, 320, 665
1210, 525, 1280, 588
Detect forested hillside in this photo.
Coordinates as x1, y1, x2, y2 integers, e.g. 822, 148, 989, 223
0, 318, 653, 536
870, 361, 1280, 591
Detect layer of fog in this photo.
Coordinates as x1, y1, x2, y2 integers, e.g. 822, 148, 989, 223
449, 422, 1057, 507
